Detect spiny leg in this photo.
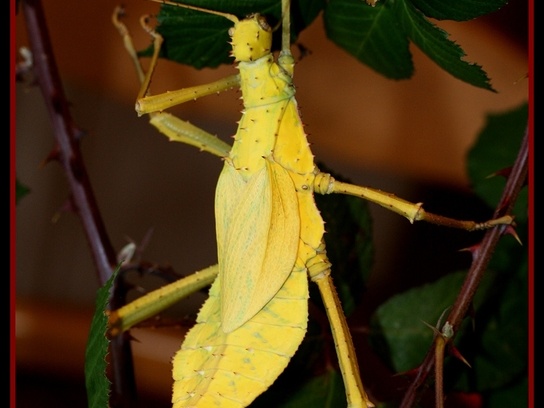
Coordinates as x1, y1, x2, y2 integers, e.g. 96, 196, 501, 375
112, 6, 232, 157
131, 9, 240, 116
108, 264, 218, 336
112, 6, 147, 85
307, 245, 374, 408
114, 7, 239, 112
313, 172, 514, 232
275, 1, 510, 232
280, 2, 370, 405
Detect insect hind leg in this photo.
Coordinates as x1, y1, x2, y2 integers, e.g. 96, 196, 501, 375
306, 245, 375, 408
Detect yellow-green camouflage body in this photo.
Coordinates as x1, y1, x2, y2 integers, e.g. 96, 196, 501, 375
171, 15, 326, 407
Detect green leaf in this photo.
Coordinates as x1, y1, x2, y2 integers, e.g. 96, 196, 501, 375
324, 0, 414, 79
276, 368, 347, 407
323, 0, 494, 88
145, 0, 496, 90
85, 267, 120, 408
16, 178, 31, 204
467, 102, 528, 223
370, 261, 527, 387
466, 259, 527, 391
456, 102, 528, 401
369, 271, 474, 373
253, 366, 347, 407
409, 0, 508, 21
146, 0, 325, 68
465, 102, 528, 281
395, 0, 495, 91
369, 268, 517, 373
370, 257, 527, 396
484, 375, 528, 407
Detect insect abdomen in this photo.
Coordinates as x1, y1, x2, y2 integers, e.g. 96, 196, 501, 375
172, 262, 308, 407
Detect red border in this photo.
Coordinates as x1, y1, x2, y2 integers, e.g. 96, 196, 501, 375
10, 1, 534, 407
10, 0, 17, 406
527, 0, 534, 406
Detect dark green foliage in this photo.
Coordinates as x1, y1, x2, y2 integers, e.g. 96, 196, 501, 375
145, 0, 503, 89
16, 178, 31, 204
85, 267, 119, 408
368, 103, 528, 406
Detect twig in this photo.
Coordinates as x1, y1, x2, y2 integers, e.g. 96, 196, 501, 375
399, 125, 529, 407
19, 0, 137, 405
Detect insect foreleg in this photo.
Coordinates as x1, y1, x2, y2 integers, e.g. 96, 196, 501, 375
136, 75, 240, 117
307, 244, 375, 408
112, 6, 146, 85
314, 172, 514, 231
112, 6, 233, 157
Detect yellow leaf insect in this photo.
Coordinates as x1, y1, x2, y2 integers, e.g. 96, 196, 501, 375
108, 1, 513, 407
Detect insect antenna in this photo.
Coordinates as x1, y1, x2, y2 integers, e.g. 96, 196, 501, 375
148, 0, 240, 23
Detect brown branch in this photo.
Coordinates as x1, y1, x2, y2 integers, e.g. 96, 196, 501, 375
399, 125, 529, 408
19, 0, 137, 405
21, 0, 116, 284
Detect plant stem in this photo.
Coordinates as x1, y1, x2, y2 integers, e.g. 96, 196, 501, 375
19, 0, 137, 405
399, 125, 528, 407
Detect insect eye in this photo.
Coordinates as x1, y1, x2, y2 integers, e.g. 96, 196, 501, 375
257, 15, 271, 31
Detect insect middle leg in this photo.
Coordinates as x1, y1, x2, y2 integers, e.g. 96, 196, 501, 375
313, 172, 514, 232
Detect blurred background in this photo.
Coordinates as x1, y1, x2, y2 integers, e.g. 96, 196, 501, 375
15, 0, 528, 406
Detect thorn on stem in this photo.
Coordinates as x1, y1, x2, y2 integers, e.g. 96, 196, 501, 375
503, 225, 522, 245
448, 344, 472, 368
51, 197, 76, 223
485, 166, 512, 180
459, 243, 482, 260
41, 146, 61, 167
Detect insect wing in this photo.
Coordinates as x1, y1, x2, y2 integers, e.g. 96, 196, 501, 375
216, 160, 300, 333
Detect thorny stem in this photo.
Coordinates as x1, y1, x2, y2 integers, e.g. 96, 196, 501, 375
21, 0, 117, 285
434, 335, 446, 408
399, 125, 529, 408
19, 0, 137, 406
